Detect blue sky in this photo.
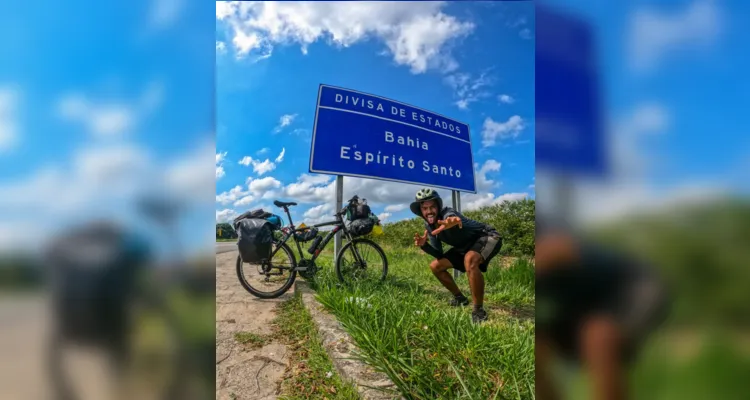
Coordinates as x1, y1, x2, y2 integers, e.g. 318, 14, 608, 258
216, 1, 535, 226
534, 0, 750, 222
0, 0, 215, 256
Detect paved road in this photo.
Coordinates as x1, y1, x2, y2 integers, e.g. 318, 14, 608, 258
0, 294, 52, 399
216, 241, 236, 254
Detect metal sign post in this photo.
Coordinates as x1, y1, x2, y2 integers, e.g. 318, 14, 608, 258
334, 175, 344, 264
452, 190, 463, 279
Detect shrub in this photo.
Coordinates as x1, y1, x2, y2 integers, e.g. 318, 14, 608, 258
376, 199, 535, 257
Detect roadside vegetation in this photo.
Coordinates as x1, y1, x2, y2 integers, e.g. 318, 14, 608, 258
308, 199, 536, 399
273, 291, 361, 400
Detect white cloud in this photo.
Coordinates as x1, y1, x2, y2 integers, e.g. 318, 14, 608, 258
498, 94, 514, 104
0, 138, 215, 219
281, 173, 447, 212
253, 159, 276, 175
74, 144, 152, 196
475, 159, 502, 191
217, 184, 249, 205
257, 147, 270, 155
238, 155, 277, 175
609, 102, 671, 180
234, 195, 255, 207
304, 203, 333, 219
216, 41, 227, 53
274, 113, 297, 133
150, 0, 184, 28
216, 1, 474, 74
481, 115, 525, 147
300, 203, 334, 225
444, 71, 493, 110
384, 204, 407, 213
248, 176, 283, 193
57, 82, 164, 138
629, 0, 722, 73
275, 147, 286, 163
0, 86, 19, 153
163, 139, 216, 203
629, 102, 669, 134
59, 95, 133, 137
217, 208, 239, 223
216, 151, 227, 179
283, 174, 336, 203
378, 212, 392, 222
238, 156, 252, 166
574, 181, 729, 225
519, 28, 533, 40
462, 191, 529, 211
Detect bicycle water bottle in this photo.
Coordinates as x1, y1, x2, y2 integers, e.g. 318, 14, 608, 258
307, 236, 322, 255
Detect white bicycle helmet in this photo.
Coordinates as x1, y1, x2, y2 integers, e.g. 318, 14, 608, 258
409, 187, 443, 217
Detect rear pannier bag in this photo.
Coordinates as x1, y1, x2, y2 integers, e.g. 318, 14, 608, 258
233, 208, 272, 228
237, 218, 274, 263
348, 217, 375, 237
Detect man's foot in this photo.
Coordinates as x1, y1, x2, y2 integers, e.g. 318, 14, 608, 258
472, 307, 488, 324
450, 294, 470, 307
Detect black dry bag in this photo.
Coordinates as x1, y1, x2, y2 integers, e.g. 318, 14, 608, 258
236, 218, 274, 263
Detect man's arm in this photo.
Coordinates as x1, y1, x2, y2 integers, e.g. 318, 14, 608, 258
420, 231, 444, 259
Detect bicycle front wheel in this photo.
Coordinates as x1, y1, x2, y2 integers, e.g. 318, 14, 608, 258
335, 238, 388, 285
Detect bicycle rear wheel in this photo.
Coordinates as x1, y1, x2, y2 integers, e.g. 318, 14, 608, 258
335, 238, 388, 285
236, 242, 297, 299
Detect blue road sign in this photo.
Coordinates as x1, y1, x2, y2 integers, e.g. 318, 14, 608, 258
535, 4, 607, 177
310, 84, 477, 193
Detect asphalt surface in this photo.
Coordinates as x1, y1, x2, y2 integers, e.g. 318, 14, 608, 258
215, 241, 236, 254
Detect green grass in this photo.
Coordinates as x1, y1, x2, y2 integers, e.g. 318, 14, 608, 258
307, 242, 535, 400
234, 331, 269, 348
273, 291, 361, 400
565, 328, 750, 400
217, 238, 237, 242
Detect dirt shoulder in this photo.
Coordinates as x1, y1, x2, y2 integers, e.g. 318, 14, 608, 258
215, 251, 293, 400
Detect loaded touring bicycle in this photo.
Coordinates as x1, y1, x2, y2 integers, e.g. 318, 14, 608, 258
234, 195, 388, 299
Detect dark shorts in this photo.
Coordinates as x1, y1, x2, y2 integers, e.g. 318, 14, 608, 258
538, 269, 670, 365
442, 234, 502, 273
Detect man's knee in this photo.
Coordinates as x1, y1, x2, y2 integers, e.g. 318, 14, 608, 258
464, 251, 483, 272
581, 316, 622, 359
430, 258, 450, 273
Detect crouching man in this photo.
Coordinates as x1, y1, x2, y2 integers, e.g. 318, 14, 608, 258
409, 188, 503, 324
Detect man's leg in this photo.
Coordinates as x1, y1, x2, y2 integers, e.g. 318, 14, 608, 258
536, 334, 562, 400
465, 234, 502, 306
429, 258, 462, 296
580, 315, 627, 400
463, 251, 485, 306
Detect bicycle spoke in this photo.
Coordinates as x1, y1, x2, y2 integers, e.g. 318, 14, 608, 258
337, 240, 387, 285
238, 246, 294, 294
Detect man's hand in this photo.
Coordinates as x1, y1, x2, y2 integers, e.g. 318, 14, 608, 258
414, 230, 428, 247
431, 216, 462, 235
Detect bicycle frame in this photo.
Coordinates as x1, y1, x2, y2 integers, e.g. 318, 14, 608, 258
271, 205, 356, 266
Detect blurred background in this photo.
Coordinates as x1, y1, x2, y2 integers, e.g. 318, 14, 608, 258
537, 0, 750, 399
3, 0, 749, 399
0, 1, 215, 399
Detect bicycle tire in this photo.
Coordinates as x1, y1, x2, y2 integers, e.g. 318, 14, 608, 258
335, 238, 389, 284
236, 242, 297, 299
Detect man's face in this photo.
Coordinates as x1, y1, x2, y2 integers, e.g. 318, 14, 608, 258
420, 200, 438, 225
